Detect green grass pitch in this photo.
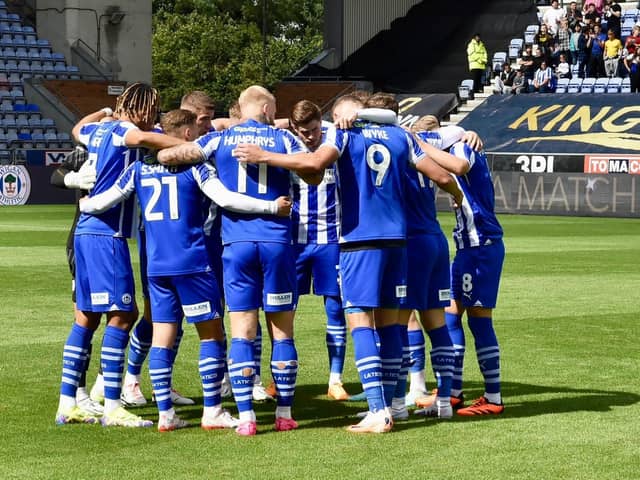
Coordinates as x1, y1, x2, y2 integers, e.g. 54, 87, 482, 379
0, 205, 638, 480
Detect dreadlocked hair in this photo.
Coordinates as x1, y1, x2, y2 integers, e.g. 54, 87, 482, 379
115, 82, 160, 128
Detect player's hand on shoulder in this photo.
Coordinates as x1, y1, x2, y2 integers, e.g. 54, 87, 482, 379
275, 196, 292, 217
233, 143, 267, 164
333, 113, 357, 130
462, 131, 483, 151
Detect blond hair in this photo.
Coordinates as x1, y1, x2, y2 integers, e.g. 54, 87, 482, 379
411, 115, 440, 133
160, 109, 197, 137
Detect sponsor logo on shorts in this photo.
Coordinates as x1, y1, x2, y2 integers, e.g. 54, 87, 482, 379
396, 285, 407, 298
91, 292, 109, 305
266, 292, 293, 306
0, 165, 31, 206
183, 301, 212, 317
438, 289, 451, 302
121, 293, 132, 305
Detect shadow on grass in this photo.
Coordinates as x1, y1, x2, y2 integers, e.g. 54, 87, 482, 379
172, 379, 640, 431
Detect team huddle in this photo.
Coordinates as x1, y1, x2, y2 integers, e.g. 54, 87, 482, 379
54, 82, 505, 435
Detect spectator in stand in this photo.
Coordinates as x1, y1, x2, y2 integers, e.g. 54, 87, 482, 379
623, 51, 640, 91
584, 0, 605, 16
566, 1, 583, 30
534, 24, 555, 61
603, 1, 622, 40
543, 0, 566, 36
577, 25, 593, 78
532, 46, 546, 72
556, 53, 572, 78
583, 3, 601, 27
518, 45, 536, 83
624, 25, 640, 56
589, 24, 607, 77
467, 33, 488, 93
570, 23, 582, 65
494, 63, 516, 94
512, 68, 528, 94
603, 29, 623, 77
554, 18, 572, 65
532, 60, 555, 92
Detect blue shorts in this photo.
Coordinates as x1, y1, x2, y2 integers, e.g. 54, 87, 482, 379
148, 270, 223, 323
295, 243, 340, 296
406, 233, 451, 310
137, 228, 149, 299
339, 246, 407, 309
222, 241, 297, 312
74, 234, 135, 313
204, 232, 224, 299
450, 239, 505, 309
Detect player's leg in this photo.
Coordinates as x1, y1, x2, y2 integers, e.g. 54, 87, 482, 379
223, 242, 262, 435
340, 248, 392, 433
406, 312, 428, 405
388, 308, 411, 420
446, 250, 468, 401
56, 234, 104, 424
176, 270, 237, 430
122, 230, 152, 406
311, 243, 349, 400
456, 240, 505, 416
376, 246, 407, 418
261, 241, 299, 431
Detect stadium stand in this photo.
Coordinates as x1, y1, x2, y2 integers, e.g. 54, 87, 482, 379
0, 1, 83, 161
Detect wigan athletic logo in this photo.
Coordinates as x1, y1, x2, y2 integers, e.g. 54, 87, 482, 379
0, 165, 31, 205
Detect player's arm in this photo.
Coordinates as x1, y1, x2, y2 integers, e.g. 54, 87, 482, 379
232, 143, 337, 183
415, 138, 470, 176
201, 178, 291, 217
124, 130, 185, 151
414, 156, 463, 208
157, 142, 206, 166
78, 164, 136, 214
71, 108, 113, 143
333, 108, 397, 129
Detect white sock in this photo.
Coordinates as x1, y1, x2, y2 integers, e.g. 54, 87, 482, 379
451, 388, 463, 397
159, 407, 175, 417
391, 398, 405, 410
484, 392, 502, 404
409, 371, 426, 392
123, 372, 140, 386
254, 374, 262, 386
275, 406, 291, 419
328, 372, 342, 385
58, 394, 76, 411
436, 396, 451, 407
203, 406, 222, 417
104, 398, 121, 414
76, 387, 89, 401
239, 410, 256, 423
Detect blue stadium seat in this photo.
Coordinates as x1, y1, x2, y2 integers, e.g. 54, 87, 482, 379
492, 52, 507, 73
12, 33, 25, 47
555, 77, 570, 93
621, 77, 631, 93
15, 46, 28, 60
524, 25, 539, 44
509, 38, 523, 59
6, 13, 20, 22
607, 77, 622, 93
581, 77, 596, 93
593, 77, 609, 93
37, 39, 51, 48
2, 46, 15, 59
51, 52, 65, 61
567, 77, 583, 93
25, 103, 39, 112
459, 78, 475, 100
